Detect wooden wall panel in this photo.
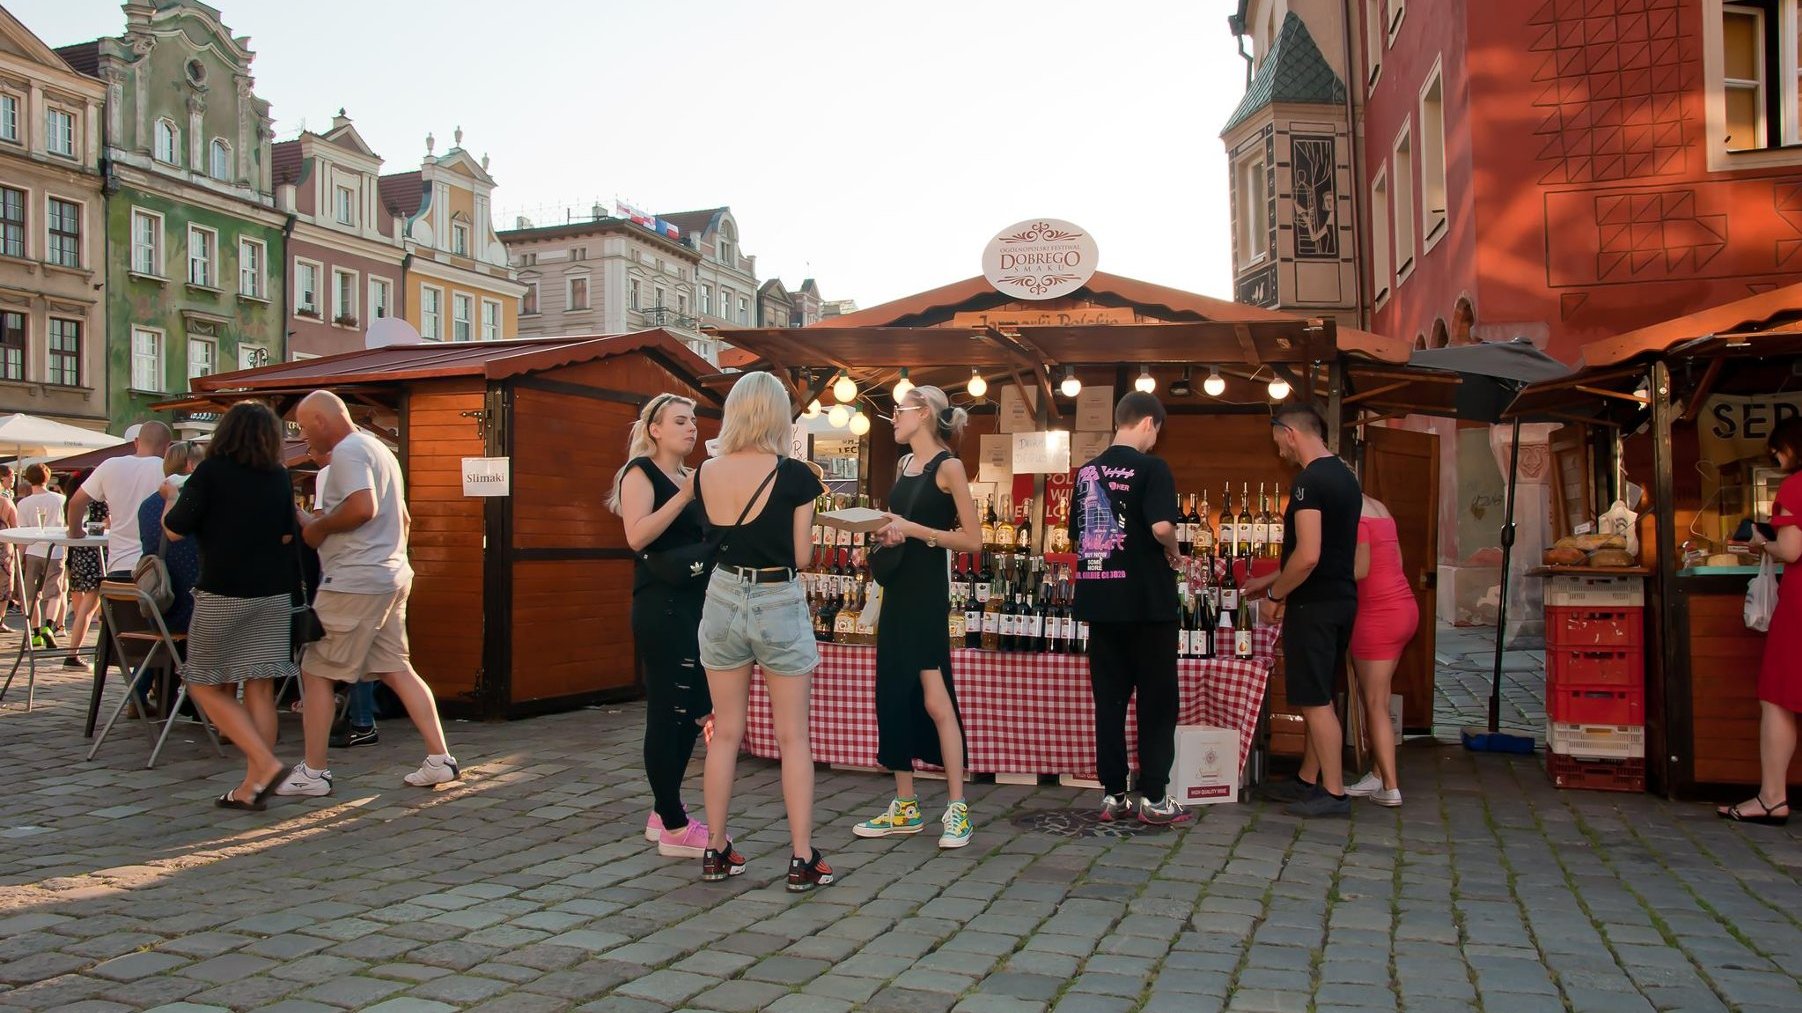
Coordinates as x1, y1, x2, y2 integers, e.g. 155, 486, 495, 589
404, 381, 487, 701
509, 559, 637, 702
1684, 591, 1802, 787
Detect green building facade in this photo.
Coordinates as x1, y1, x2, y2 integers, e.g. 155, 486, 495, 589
56, 1, 284, 432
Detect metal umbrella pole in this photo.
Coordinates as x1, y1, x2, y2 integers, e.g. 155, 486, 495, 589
1487, 413, 1523, 734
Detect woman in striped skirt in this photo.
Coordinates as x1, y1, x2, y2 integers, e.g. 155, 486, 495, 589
163, 402, 302, 811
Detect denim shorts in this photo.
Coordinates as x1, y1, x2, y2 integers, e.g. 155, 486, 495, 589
698, 570, 819, 676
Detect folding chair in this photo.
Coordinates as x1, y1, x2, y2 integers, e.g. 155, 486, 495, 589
88, 581, 221, 768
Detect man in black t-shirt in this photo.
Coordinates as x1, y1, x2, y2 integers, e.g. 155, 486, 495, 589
1245, 402, 1362, 818
1072, 392, 1188, 825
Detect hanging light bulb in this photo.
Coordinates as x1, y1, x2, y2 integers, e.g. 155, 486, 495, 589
848, 408, 871, 436
1203, 366, 1226, 398
1059, 367, 1081, 398
1135, 366, 1156, 393
966, 368, 988, 399
1267, 375, 1292, 400
827, 403, 850, 428
832, 371, 857, 403
803, 398, 822, 419
892, 367, 914, 404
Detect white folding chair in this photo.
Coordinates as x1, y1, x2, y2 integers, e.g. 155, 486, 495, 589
88, 581, 221, 768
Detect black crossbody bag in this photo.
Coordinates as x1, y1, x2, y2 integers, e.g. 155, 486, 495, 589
641, 460, 781, 587
868, 451, 944, 588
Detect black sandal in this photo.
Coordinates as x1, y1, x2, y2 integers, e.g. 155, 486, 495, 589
216, 789, 267, 812
1717, 797, 1790, 826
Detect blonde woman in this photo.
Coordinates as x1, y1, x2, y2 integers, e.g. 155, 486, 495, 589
609, 393, 714, 858
854, 385, 982, 847
695, 372, 830, 891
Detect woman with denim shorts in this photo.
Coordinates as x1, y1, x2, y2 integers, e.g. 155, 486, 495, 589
694, 371, 830, 892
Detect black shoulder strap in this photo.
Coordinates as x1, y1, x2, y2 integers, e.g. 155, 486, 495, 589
728, 459, 782, 530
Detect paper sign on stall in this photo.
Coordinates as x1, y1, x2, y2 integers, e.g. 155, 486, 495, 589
1010, 430, 1071, 474
1074, 386, 1114, 432
461, 457, 511, 497
978, 434, 1013, 484
998, 385, 1039, 434
1070, 431, 1112, 468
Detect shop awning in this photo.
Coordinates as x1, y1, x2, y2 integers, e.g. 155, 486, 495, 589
1579, 280, 1802, 367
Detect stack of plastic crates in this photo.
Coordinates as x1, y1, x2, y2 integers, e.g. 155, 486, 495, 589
1544, 574, 1646, 793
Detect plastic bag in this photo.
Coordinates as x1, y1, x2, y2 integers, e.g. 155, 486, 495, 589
1746, 552, 1777, 632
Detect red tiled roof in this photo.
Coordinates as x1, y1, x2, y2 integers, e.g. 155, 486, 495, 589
659, 208, 722, 236
378, 171, 423, 218
271, 140, 304, 187
52, 42, 100, 78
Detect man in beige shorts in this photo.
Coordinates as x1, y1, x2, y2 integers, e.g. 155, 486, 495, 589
275, 390, 460, 797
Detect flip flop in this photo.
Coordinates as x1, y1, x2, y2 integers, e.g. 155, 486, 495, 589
250, 769, 284, 807
1717, 797, 1789, 826
216, 789, 267, 812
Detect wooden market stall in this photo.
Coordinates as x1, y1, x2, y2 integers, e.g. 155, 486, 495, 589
174, 330, 725, 719
1509, 282, 1802, 799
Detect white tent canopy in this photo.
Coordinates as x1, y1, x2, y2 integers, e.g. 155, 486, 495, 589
0, 413, 126, 461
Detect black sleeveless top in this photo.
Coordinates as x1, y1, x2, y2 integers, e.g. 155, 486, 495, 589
630, 457, 705, 593
694, 456, 825, 571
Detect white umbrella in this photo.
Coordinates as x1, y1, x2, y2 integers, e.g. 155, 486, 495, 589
0, 413, 127, 462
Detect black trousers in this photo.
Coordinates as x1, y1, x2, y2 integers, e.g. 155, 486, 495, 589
633, 587, 711, 828
1087, 620, 1180, 799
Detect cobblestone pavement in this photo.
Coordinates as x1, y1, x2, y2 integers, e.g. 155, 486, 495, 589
2, 646, 1800, 1012
1432, 624, 1547, 741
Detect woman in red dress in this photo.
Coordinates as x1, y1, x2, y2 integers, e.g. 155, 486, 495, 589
1719, 418, 1802, 825
1344, 495, 1419, 808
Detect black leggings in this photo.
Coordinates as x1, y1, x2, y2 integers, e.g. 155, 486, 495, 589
633, 588, 711, 828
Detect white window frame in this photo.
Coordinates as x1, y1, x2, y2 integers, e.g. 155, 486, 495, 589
1392, 124, 1416, 284
187, 336, 216, 380
452, 292, 473, 342
739, 296, 748, 324
1704, 0, 1802, 167
1387, 0, 1406, 43
1419, 60, 1449, 253
700, 283, 712, 316
420, 284, 444, 340
131, 207, 163, 276
481, 298, 501, 340
334, 184, 356, 226
332, 268, 359, 325
44, 194, 82, 269
130, 326, 164, 392
0, 93, 17, 144
237, 237, 265, 298
451, 221, 469, 257
186, 224, 217, 288
46, 317, 80, 387
154, 118, 180, 165
45, 106, 75, 158
369, 276, 392, 320
1370, 168, 1392, 305
566, 274, 590, 311
1366, 0, 1385, 89
294, 258, 322, 315
0, 184, 22, 260
630, 278, 641, 310
521, 280, 540, 316
208, 138, 231, 181
1235, 154, 1269, 268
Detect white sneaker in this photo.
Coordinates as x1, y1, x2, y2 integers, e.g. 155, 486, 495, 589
1370, 787, 1403, 807
1343, 772, 1384, 797
403, 755, 461, 787
273, 765, 333, 797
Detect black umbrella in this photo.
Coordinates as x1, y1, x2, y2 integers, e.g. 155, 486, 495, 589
1407, 339, 1573, 737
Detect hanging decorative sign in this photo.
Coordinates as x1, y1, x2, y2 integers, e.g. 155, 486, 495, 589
982, 219, 1099, 301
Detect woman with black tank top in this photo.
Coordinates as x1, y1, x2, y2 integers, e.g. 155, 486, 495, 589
609, 393, 715, 859
694, 372, 831, 892
852, 385, 983, 848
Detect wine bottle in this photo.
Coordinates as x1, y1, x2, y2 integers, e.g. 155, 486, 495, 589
1195, 492, 1214, 557
998, 579, 1018, 652
996, 496, 1016, 554
1269, 490, 1286, 559
1044, 583, 1064, 654
975, 551, 992, 605
1177, 588, 1193, 660
1220, 553, 1240, 622
964, 590, 984, 650
981, 495, 997, 552
1234, 599, 1255, 659
1237, 482, 1252, 560
1016, 496, 1034, 555
948, 592, 965, 650
1218, 483, 1236, 558
1251, 481, 1270, 558
1196, 587, 1216, 659
982, 572, 1004, 651
1175, 492, 1192, 558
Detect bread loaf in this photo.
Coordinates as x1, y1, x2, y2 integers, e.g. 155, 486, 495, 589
1544, 547, 1587, 566
1587, 548, 1635, 568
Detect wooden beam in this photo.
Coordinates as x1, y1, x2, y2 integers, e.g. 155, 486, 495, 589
1342, 380, 1412, 406
1576, 384, 1649, 405
1678, 356, 1725, 423
1232, 324, 1262, 365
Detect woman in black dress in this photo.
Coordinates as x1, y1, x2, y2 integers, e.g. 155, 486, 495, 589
853, 385, 982, 848
608, 393, 713, 858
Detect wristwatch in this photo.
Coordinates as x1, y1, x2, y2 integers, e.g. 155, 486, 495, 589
927, 531, 939, 548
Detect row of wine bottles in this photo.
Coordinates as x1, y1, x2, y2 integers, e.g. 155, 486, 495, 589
1183, 482, 1287, 560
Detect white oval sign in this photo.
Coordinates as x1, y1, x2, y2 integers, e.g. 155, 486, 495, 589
981, 219, 1099, 301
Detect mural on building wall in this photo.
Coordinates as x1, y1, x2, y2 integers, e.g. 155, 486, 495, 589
1547, 177, 1802, 289
1236, 263, 1278, 307
1291, 135, 1338, 259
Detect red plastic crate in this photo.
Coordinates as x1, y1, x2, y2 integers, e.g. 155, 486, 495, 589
1545, 607, 1644, 649
1546, 647, 1644, 689
1546, 751, 1646, 793
1546, 683, 1645, 725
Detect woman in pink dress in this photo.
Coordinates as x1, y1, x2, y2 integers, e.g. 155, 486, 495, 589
1344, 495, 1419, 807
1719, 418, 1802, 825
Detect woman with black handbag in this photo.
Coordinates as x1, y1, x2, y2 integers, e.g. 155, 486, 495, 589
607, 392, 714, 858
851, 385, 982, 848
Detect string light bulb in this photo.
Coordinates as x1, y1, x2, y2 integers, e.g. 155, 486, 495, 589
1203, 367, 1226, 397
1267, 376, 1292, 400
1135, 366, 1156, 393
1059, 367, 1081, 398
803, 399, 822, 419
827, 403, 850, 428
832, 371, 857, 403
848, 408, 871, 436
967, 368, 988, 399
892, 367, 914, 404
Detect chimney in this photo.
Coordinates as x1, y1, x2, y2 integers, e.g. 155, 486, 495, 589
277, 183, 296, 213
515, 215, 532, 229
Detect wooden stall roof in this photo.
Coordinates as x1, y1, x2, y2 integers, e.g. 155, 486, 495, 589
164, 330, 724, 413
1579, 280, 1802, 367
53, 437, 316, 471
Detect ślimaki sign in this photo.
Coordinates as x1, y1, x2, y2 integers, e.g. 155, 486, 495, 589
982, 219, 1099, 301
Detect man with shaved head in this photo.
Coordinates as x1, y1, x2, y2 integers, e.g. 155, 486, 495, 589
276, 390, 460, 797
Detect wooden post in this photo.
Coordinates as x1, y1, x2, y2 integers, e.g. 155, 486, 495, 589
1325, 360, 1343, 454
1650, 359, 1687, 797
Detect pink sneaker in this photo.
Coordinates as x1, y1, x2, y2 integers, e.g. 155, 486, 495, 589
657, 818, 711, 858
644, 811, 664, 843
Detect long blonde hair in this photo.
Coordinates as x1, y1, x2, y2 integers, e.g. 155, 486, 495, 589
717, 371, 792, 456
907, 385, 969, 448
606, 392, 696, 515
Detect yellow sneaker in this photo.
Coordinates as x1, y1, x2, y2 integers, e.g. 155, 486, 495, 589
853, 797, 924, 837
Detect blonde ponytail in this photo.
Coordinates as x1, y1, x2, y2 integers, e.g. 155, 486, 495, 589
910, 385, 968, 448
606, 393, 696, 514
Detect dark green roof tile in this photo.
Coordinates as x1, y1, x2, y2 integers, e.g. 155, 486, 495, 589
1222, 12, 1348, 134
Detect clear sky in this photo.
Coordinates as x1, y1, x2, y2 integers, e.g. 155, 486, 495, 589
15, 0, 1246, 311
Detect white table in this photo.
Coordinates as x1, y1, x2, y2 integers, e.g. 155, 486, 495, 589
0, 525, 106, 710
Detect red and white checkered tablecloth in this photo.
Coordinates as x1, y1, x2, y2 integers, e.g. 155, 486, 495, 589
744, 626, 1275, 780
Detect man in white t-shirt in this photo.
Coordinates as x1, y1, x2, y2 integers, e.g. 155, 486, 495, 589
67, 422, 171, 575
277, 390, 459, 798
